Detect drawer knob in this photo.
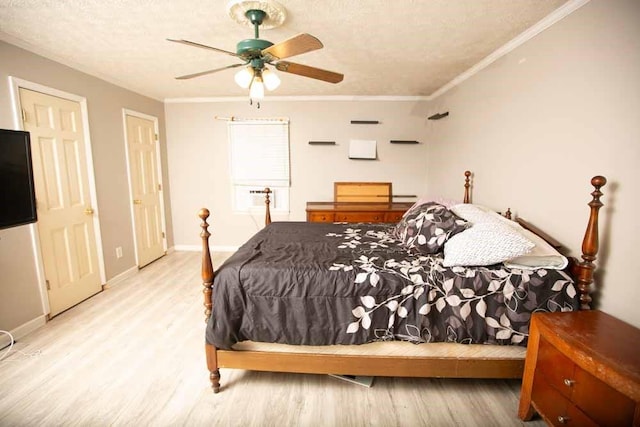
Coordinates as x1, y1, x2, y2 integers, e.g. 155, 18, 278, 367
563, 378, 575, 387
557, 415, 571, 424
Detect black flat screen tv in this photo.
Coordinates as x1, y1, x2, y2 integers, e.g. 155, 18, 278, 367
0, 129, 37, 230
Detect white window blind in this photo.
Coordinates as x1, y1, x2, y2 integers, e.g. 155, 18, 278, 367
228, 119, 290, 213
228, 120, 290, 187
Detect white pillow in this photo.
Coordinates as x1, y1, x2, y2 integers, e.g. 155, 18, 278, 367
450, 203, 507, 225
443, 221, 534, 267
449, 203, 566, 269
504, 227, 568, 270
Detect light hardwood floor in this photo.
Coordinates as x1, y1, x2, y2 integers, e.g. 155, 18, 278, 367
0, 251, 544, 426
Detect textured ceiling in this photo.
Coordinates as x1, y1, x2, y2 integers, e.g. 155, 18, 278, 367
0, 0, 571, 101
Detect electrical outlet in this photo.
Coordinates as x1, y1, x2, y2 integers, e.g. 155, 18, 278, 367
115, 247, 123, 258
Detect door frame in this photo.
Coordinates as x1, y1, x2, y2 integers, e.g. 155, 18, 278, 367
8, 77, 107, 315
122, 109, 167, 266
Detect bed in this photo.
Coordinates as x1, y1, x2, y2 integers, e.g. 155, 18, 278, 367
198, 172, 607, 393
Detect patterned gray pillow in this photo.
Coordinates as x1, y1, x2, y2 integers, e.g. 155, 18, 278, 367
395, 202, 469, 254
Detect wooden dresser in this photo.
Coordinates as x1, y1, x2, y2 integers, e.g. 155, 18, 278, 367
519, 310, 640, 426
306, 202, 413, 223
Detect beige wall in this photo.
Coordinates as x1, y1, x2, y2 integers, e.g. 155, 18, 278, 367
0, 41, 171, 331
165, 100, 431, 248
426, 0, 640, 327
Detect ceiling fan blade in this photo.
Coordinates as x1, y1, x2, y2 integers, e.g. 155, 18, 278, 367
262, 33, 323, 60
175, 63, 245, 80
274, 61, 344, 84
167, 39, 239, 58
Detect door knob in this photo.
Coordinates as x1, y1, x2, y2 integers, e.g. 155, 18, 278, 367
133, 199, 142, 205
84, 207, 94, 215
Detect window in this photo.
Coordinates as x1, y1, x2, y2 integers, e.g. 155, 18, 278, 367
228, 119, 290, 212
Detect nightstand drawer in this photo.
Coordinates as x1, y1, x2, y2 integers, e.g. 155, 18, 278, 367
519, 311, 640, 427
572, 366, 636, 427
532, 375, 597, 427
537, 338, 577, 400
536, 337, 636, 426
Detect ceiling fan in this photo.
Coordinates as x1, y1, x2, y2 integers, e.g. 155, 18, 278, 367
168, 2, 343, 101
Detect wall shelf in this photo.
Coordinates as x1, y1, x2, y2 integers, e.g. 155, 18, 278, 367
350, 120, 379, 124
428, 112, 449, 120
390, 140, 419, 144
308, 141, 336, 145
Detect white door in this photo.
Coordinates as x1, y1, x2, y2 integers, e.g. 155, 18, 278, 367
124, 113, 165, 267
19, 88, 102, 317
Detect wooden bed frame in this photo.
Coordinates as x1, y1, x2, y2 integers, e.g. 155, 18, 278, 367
198, 171, 607, 393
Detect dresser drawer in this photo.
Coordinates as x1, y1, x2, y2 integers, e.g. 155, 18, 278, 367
334, 212, 384, 223
384, 211, 405, 223
532, 375, 597, 427
307, 211, 334, 222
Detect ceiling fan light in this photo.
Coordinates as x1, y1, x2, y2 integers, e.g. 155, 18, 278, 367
262, 67, 281, 91
249, 76, 265, 99
234, 67, 254, 89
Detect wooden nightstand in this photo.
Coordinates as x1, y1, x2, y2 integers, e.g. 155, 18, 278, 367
519, 311, 640, 426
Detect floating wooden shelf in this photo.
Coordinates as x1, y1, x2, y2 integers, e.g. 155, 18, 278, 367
350, 120, 379, 124
390, 140, 419, 144
308, 141, 336, 145
428, 112, 449, 120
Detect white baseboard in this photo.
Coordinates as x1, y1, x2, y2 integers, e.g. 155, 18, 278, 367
0, 315, 47, 350
173, 244, 199, 252
106, 265, 138, 287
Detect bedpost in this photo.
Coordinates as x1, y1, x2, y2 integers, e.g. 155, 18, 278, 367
573, 176, 607, 310
264, 187, 272, 225
463, 171, 472, 204
198, 208, 220, 393
199, 208, 214, 320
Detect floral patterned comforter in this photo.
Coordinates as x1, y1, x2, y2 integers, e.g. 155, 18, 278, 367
206, 222, 578, 350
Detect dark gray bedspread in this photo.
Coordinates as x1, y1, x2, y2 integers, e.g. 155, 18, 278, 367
206, 222, 578, 349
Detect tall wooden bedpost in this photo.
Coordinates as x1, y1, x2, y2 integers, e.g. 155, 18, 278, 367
264, 187, 272, 225
198, 208, 220, 393
463, 171, 472, 204
573, 176, 607, 310
199, 208, 213, 320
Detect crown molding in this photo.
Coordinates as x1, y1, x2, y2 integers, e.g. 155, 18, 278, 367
429, 0, 590, 100
163, 95, 430, 104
